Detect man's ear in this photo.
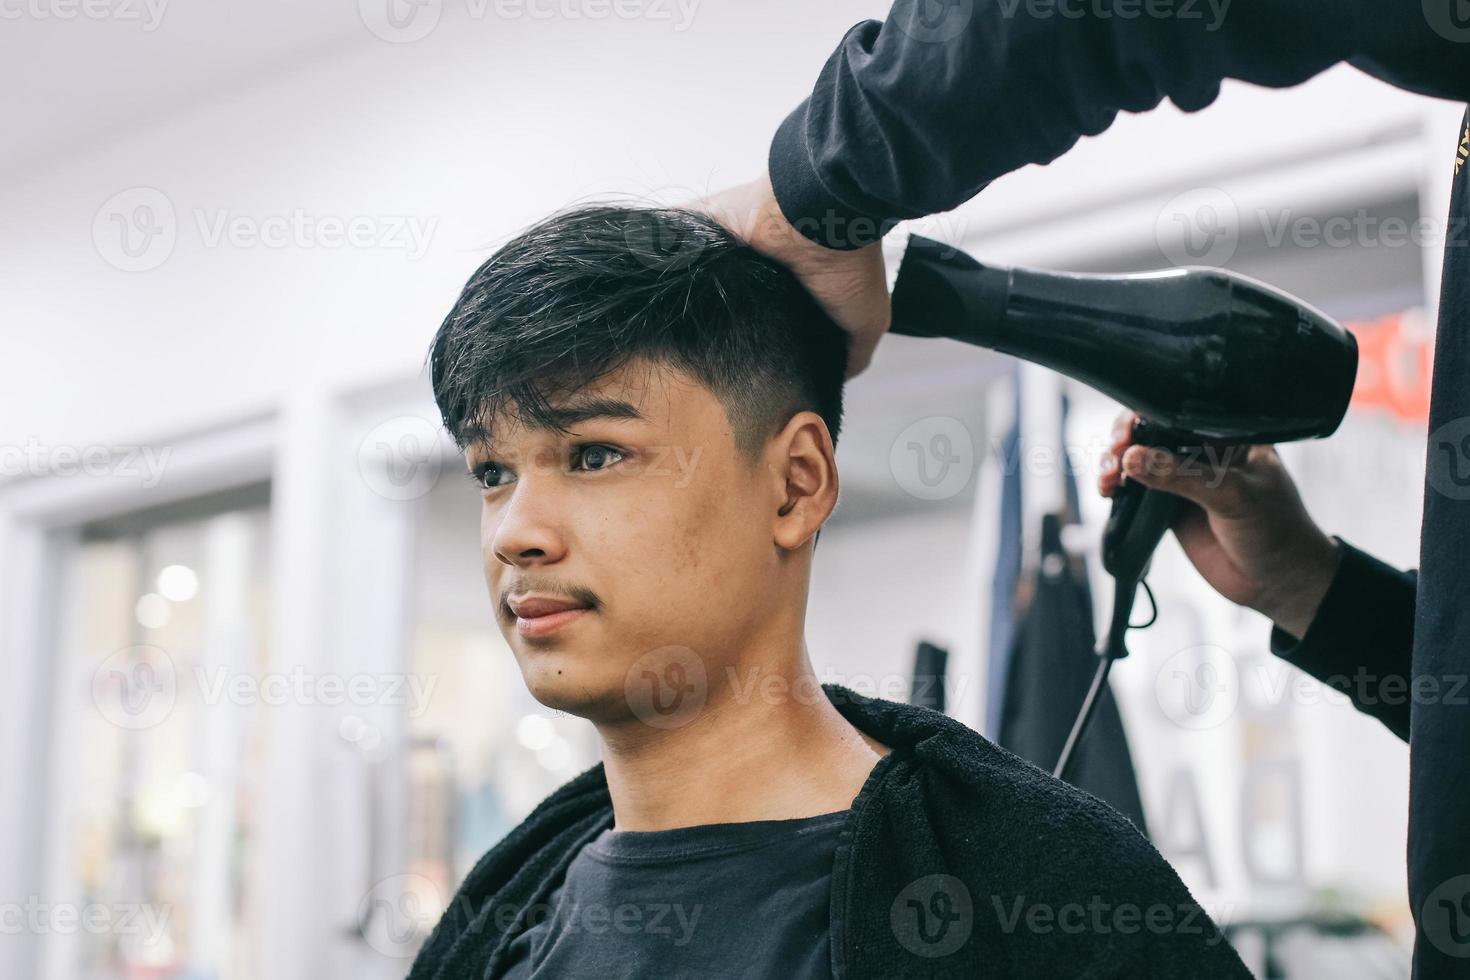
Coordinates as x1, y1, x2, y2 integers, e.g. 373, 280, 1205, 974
771, 411, 838, 551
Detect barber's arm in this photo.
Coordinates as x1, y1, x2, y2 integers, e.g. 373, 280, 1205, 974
1265, 542, 1416, 742
1101, 410, 1414, 742
767, 0, 1467, 248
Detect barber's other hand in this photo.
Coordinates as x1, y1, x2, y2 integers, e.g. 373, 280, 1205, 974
693, 173, 890, 380
1098, 410, 1342, 640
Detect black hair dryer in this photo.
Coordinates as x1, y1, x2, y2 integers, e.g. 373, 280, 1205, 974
888, 234, 1358, 778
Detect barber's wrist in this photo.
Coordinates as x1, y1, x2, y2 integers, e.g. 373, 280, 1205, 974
1257, 534, 1343, 641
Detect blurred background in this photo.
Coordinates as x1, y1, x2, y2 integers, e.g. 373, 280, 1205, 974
0, 1, 1461, 977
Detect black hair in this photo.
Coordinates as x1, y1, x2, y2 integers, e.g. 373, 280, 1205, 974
426, 204, 850, 467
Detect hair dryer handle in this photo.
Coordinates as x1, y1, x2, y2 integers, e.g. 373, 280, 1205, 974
1102, 418, 1195, 587
1102, 480, 1186, 585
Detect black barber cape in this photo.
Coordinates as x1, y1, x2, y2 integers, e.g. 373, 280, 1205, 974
408, 683, 1250, 979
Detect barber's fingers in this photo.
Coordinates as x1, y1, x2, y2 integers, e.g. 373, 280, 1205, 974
1109, 409, 1141, 449
1118, 442, 1264, 518
1098, 409, 1141, 497
1098, 408, 1258, 511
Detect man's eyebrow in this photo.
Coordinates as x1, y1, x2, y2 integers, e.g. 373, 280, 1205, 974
466, 397, 649, 451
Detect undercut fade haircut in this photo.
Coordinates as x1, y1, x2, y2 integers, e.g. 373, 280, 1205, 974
427, 204, 850, 465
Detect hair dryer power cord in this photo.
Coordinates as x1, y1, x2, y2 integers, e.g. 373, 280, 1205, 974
1052, 578, 1156, 781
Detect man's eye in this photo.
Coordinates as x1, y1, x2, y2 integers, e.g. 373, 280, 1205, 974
573, 444, 624, 472
469, 445, 623, 490
470, 462, 511, 490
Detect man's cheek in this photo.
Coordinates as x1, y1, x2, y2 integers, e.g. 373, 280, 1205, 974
480, 500, 500, 551
633, 443, 704, 488
662, 509, 715, 582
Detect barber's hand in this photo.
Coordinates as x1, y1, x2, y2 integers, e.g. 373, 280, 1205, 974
693, 172, 890, 380
1098, 410, 1342, 640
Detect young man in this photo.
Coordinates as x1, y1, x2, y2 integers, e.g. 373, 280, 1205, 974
408, 204, 1250, 978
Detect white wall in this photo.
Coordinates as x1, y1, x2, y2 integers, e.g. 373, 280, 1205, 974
808, 504, 981, 717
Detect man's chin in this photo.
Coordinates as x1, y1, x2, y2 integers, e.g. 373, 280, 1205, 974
519, 660, 629, 723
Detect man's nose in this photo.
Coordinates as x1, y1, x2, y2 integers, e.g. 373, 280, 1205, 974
489, 472, 570, 567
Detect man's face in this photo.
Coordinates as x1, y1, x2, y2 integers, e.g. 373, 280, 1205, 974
466, 359, 792, 725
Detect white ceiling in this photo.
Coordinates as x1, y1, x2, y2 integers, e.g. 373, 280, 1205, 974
0, 1, 370, 179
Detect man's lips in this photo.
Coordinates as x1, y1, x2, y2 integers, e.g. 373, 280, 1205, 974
510, 600, 592, 639
509, 596, 591, 618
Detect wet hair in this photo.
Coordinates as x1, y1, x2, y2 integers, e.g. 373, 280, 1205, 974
427, 204, 849, 465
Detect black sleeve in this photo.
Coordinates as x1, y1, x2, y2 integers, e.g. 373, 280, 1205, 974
1267, 535, 1416, 742
769, 0, 1470, 248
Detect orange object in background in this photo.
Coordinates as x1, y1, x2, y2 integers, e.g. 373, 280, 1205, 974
1347, 310, 1434, 425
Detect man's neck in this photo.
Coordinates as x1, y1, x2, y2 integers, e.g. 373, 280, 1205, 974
597, 662, 890, 832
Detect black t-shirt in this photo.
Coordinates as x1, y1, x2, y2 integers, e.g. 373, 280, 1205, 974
497, 809, 848, 979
